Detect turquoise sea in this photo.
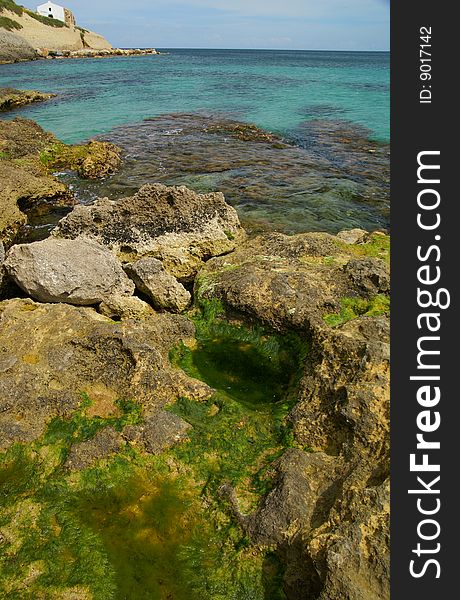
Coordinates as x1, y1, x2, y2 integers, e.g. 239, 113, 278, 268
1, 49, 390, 233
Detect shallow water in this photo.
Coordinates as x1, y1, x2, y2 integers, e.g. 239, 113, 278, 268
3, 49, 390, 237
0, 49, 389, 143
59, 113, 389, 235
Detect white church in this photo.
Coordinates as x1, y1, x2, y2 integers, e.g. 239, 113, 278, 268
36, 2, 66, 23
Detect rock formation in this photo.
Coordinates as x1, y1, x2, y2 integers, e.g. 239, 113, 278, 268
0, 1, 112, 63
0, 118, 122, 245
0, 87, 55, 111
0, 150, 390, 598
53, 183, 246, 280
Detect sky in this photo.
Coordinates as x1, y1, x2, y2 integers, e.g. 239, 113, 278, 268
26, 1, 390, 51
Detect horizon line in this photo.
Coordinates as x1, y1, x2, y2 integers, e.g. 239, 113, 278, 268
126, 46, 390, 53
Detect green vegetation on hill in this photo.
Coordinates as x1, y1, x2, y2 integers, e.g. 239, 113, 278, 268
0, 1, 23, 16
0, 15, 21, 30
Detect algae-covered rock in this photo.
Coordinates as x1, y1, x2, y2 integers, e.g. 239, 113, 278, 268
193, 229, 390, 600
125, 257, 191, 313
0, 117, 57, 159
4, 237, 135, 305
0, 298, 212, 451
0, 118, 122, 243
195, 230, 389, 330
40, 139, 122, 179
53, 183, 246, 279
123, 410, 192, 454
223, 449, 339, 546
0, 87, 55, 111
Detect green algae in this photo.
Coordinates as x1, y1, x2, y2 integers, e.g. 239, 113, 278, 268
337, 231, 390, 264
0, 302, 303, 598
323, 293, 390, 327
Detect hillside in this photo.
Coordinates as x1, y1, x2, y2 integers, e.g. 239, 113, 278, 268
0, 0, 112, 62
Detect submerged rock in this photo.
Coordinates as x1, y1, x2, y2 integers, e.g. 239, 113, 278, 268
125, 258, 191, 313
53, 183, 246, 279
4, 237, 135, 305
0, 298, 212, 451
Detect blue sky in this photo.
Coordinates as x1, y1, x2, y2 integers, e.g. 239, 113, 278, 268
25, 1, 390, 50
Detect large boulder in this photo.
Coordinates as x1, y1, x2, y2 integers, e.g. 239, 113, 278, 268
53, 183, 246, 280
4, 237, 135, 305
125, 257, 191, 313
0, 298, 212, 451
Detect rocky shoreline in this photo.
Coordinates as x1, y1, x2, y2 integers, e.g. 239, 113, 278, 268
36, 47, 161, 60
0, 113, 390, 599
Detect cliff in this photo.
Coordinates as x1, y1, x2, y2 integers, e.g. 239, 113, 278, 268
0, 0, 112, 63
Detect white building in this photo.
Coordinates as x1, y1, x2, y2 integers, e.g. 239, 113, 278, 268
36, 2, 66, 23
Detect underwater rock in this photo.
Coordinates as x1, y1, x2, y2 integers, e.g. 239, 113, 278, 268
63, 114, 390, 235
124, 257, 191, 313
0, 298, 212, 451
53, 183, 246, 279
4, 237, 135, 305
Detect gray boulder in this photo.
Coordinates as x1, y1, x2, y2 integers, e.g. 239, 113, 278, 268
125, 257, 191, 313
4, 237, 134, 305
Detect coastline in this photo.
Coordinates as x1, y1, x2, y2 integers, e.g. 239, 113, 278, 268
1, 47, 162, 64
0, 71, 390, 599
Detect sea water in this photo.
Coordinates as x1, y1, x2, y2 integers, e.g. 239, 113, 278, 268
1, 49, 390, 234
0, 49, 389, 144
